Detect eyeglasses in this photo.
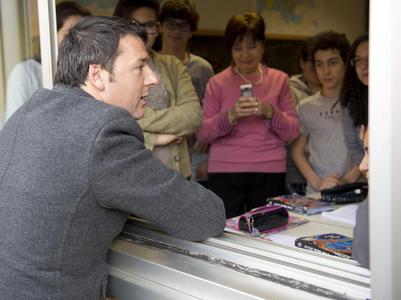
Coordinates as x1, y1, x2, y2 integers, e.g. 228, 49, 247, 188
350, 56, 368, 68
163, 18, 191, 32
130, 19, 160, 35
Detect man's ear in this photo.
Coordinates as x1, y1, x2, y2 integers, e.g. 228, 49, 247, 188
87, 64, 106, 90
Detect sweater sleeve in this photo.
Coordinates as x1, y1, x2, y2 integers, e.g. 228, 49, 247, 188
353, 199, 369, 268
90, 116, 226, 241
196, 77, 235, 144
137, 56, 202, 137
267, 75, 300, 142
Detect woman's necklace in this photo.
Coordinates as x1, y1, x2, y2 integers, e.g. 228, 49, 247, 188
235, 63, 264, 85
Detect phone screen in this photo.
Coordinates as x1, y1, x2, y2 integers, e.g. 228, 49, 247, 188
240, 84, 252, 97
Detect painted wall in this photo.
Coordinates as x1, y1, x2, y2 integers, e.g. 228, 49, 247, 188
194, 0, 367, 41
69, 0, 367, 40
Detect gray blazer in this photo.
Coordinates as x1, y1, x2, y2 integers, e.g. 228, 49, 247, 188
0, 85, 225, 299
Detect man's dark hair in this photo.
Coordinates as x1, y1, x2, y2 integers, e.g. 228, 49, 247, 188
56, 1, 91, 31
54, 16, 147, 87
113, 0, 160, 19
297, 36, 315, 67
224, 12, 265, 53
159, 0, 199, 32
311, 31, 351, 64
340, 33, 369, 127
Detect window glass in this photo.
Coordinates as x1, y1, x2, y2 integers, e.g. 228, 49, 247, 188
0, 0, 41, 125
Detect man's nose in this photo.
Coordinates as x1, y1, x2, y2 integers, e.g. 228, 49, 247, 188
145, 66, 159, 86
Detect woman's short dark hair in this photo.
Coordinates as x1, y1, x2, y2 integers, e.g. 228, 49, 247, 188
340, 33, 369, 127
159, 0, 199, 32
54, 16, 147, 87
310, 31, 351, 64
56, 1, 91, 31
224, 12, 265, 53
113, 0, 160, 19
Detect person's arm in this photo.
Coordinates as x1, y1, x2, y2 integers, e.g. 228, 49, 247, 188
342, 108, 364, 164
142, 131, 183, 151
137, 56, 202, 137
291, 133, 341, 191
341, 165, 361, 183
90, 116, 226, 241
291, 133, 322, 191
265, 76, 300, 142
353, 199, 370, 268
5, 62, 39, 120
196, 78, 237, 144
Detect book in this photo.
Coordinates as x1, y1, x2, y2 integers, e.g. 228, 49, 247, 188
295, 233, 353, 259
267, 194, 335, 215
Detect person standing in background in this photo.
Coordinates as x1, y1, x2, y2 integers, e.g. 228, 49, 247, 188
289, 36, 321, 105
286, 36, 321, 194
292, 31, 361, 194
159, 0, 214, 185
339, 33, 369, 165
5, 1, 90, 121
197, 12, 299, 218
114, 0, 202, 179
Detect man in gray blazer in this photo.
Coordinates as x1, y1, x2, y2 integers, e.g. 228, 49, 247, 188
0, 16, 225, 299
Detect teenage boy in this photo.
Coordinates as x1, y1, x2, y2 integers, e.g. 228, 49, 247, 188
292, 31, 361, 194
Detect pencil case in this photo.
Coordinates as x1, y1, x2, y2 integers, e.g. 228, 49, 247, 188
238, 205, 289, 234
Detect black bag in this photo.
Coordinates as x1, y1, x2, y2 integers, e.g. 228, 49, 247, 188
321, 182, 368, 204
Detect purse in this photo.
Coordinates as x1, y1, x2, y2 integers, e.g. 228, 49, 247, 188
238, 205, 289, 234
321, 182, 368, 204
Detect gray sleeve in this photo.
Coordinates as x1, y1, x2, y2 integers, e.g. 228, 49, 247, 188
342, 108, 364, 164
90, 116, 226, 241
352, 199, 369, 268
297, 103, 309, 136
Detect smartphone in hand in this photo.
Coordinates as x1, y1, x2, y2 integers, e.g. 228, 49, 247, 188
240, 83, 252, 97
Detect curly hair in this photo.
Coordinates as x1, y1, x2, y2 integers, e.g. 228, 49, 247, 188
310, 31, 350, 64
339, 33, 369, 127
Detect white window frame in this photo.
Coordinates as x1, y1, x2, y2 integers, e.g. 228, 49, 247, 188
370, 0, 401, 298
37, 0, 56, 89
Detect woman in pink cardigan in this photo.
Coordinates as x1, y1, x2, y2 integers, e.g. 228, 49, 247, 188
196, 12, 299, 218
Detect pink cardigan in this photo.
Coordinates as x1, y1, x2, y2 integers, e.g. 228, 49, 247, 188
196, 65, 299, 173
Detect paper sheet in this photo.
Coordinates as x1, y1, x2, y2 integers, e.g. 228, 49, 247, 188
321, 204, 359, 226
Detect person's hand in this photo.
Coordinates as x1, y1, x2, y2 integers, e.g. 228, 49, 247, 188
228, 96, 258, 125
156, 134, 183, 146
228, 97, 273, 125
196, 160, 209, 181
255, 98, 274, 120
316, 175, 343, 191
194, 140, 209, 153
